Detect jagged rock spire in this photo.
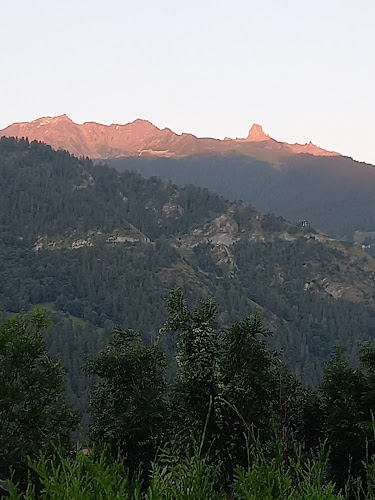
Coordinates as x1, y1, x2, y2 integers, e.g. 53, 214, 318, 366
246, 124, 270, 142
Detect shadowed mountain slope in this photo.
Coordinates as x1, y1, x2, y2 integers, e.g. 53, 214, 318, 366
109, 153, 375, 241
1, 137, 375, 392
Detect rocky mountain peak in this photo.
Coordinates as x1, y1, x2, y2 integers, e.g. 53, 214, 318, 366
0, 116, 339, 160
246, 124, 270, 142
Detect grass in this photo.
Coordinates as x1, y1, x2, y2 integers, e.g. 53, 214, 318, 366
178, 247, 198, 267
30, 303, 103, 330
7, 443, 351, 500
34, 302, 56, 312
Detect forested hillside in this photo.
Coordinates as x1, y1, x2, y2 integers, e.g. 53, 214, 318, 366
1, 137, 375, 419
4, 292, 375, 498
109, 154, 375, 241
4, 114, 375, 242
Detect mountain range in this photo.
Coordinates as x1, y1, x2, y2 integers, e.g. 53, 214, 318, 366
0, 114, 338, 161
2, 115, 375, 242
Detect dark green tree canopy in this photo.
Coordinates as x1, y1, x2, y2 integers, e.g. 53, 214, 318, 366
85, 327, 167, 471
0, 310, 78, 483
160, 289, 302, 476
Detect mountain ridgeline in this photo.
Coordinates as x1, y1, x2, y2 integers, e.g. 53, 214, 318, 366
2, 114, 375, 242
109, 153, 375, 242
0, 115, 337, 160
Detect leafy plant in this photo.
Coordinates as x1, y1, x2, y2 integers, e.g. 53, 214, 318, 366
8, 447, 142, 499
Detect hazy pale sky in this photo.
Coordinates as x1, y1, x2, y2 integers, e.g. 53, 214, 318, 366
1, 0, 374, 163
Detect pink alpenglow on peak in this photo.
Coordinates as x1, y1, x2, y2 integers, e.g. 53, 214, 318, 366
246, 124, 271, 142
0, 115, 339, 160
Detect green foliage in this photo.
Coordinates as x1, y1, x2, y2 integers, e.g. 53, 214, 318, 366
320, 346, 369, 483
2, 136, 375, 403
161, 289, 219, 438
219, 316, 302, 471
220, 314, 275, 429
146, 447, 224, 499
161, 289, 302, 478
231, 236, 375, 385
8, 447, 143, 499
231, 428, 340, 498
8, 440, 351, 500
7, 297, 375, 498
300, 343, 375, 489
84, 327, 167, 470
231, 450, 341, 499
43, 312, 111, 430
0, 310, 78, 484
4, 137, 375, 486
3, 134, 375, 496
354, 447, 375, 500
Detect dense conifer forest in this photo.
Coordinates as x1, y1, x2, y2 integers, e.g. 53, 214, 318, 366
2, 138, 375, 497
109, 154, 375, 242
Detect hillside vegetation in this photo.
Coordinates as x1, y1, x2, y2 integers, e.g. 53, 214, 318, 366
1, 137, 375, 414
4, 293, 375, 498
109, 153, 375, 241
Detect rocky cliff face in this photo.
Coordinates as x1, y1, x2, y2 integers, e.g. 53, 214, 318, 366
0, 115, 339, 159
245, 124, 270, 142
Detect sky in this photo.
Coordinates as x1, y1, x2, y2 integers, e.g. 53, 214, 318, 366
1, 0, 374, 163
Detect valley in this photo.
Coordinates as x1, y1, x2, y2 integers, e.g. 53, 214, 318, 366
1, 137, 375, 403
